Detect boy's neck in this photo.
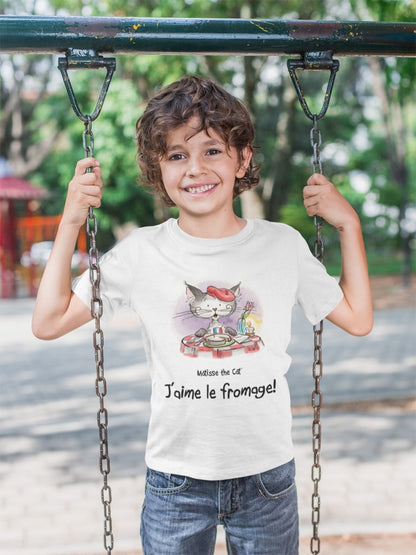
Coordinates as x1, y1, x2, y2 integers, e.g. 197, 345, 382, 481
177, 213, 246, 239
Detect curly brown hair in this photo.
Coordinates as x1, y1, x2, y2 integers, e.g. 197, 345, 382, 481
135, 75, 260, 206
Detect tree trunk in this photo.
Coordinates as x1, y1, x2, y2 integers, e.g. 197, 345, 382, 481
265, 86, 298, 222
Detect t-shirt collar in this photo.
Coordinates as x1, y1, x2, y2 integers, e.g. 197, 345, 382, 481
166, 217, 255, 251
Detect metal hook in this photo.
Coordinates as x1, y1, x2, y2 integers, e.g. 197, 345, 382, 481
287, 51, 339, 121
58, 49, 116, 124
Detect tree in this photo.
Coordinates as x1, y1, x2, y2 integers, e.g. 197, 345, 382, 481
0, 53, 66, 177
350, 0, 416, 284
0, 1, 72, 177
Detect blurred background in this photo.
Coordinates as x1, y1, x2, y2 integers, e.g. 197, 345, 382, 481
1, 0, 415, 298
1, 0, 415, 554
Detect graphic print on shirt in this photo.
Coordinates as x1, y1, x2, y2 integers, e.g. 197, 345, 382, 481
174, 281, 264, 358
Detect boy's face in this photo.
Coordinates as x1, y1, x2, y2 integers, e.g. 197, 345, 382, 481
159, 116, 251, 228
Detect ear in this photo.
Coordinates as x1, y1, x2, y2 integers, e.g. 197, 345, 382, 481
236, 146, 252, 179
231, 282, 241, 297
186, 282, 203, 302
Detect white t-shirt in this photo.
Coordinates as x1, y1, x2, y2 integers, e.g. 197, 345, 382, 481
73, 218, 343, 480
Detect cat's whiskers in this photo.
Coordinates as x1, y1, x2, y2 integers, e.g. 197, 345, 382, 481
173, 310, 198, 320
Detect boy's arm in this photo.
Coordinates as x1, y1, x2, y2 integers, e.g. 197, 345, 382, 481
303, 173, 373, 336
32, 158, 102, 340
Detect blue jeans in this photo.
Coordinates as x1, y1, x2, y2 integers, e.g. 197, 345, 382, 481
140, 459, 298, 554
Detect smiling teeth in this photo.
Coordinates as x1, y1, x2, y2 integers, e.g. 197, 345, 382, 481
186, 183, 216, 194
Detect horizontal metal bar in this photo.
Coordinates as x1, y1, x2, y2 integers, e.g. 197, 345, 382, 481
0, 16, 414, 57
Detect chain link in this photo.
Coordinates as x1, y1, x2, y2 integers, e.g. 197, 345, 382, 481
83, 117, 114, 555
310, 114, 324, 555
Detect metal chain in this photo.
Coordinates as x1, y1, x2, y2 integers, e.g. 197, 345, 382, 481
287, 54, 338, 555
311, 114, 325, 263
83, 116, 114, 554
310, 115, 324, 555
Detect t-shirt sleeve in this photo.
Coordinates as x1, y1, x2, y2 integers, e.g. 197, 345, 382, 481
72, 242, 132, 323
295, 232, 343, 325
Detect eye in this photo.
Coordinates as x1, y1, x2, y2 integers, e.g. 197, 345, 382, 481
206, 148, 222, 156
167, 152, 186, 161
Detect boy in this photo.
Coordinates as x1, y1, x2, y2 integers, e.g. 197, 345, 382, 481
33, 75, 373, 554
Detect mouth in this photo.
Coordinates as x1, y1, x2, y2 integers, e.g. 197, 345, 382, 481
184, 183, 217, 194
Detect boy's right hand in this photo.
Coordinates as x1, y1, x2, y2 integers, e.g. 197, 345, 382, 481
61, 158, 102, 228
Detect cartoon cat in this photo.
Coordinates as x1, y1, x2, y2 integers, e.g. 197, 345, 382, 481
185, 282, 241, 338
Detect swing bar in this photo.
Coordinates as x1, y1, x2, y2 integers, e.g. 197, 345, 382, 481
0, 16, 415, 57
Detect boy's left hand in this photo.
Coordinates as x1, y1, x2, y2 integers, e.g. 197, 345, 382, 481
303, 173, 359, 231
304, 173, 373, 336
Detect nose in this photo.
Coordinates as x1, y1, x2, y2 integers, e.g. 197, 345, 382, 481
185, 155, 207, 177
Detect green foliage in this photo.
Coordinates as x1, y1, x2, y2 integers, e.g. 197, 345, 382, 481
350, 0, 416, 21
